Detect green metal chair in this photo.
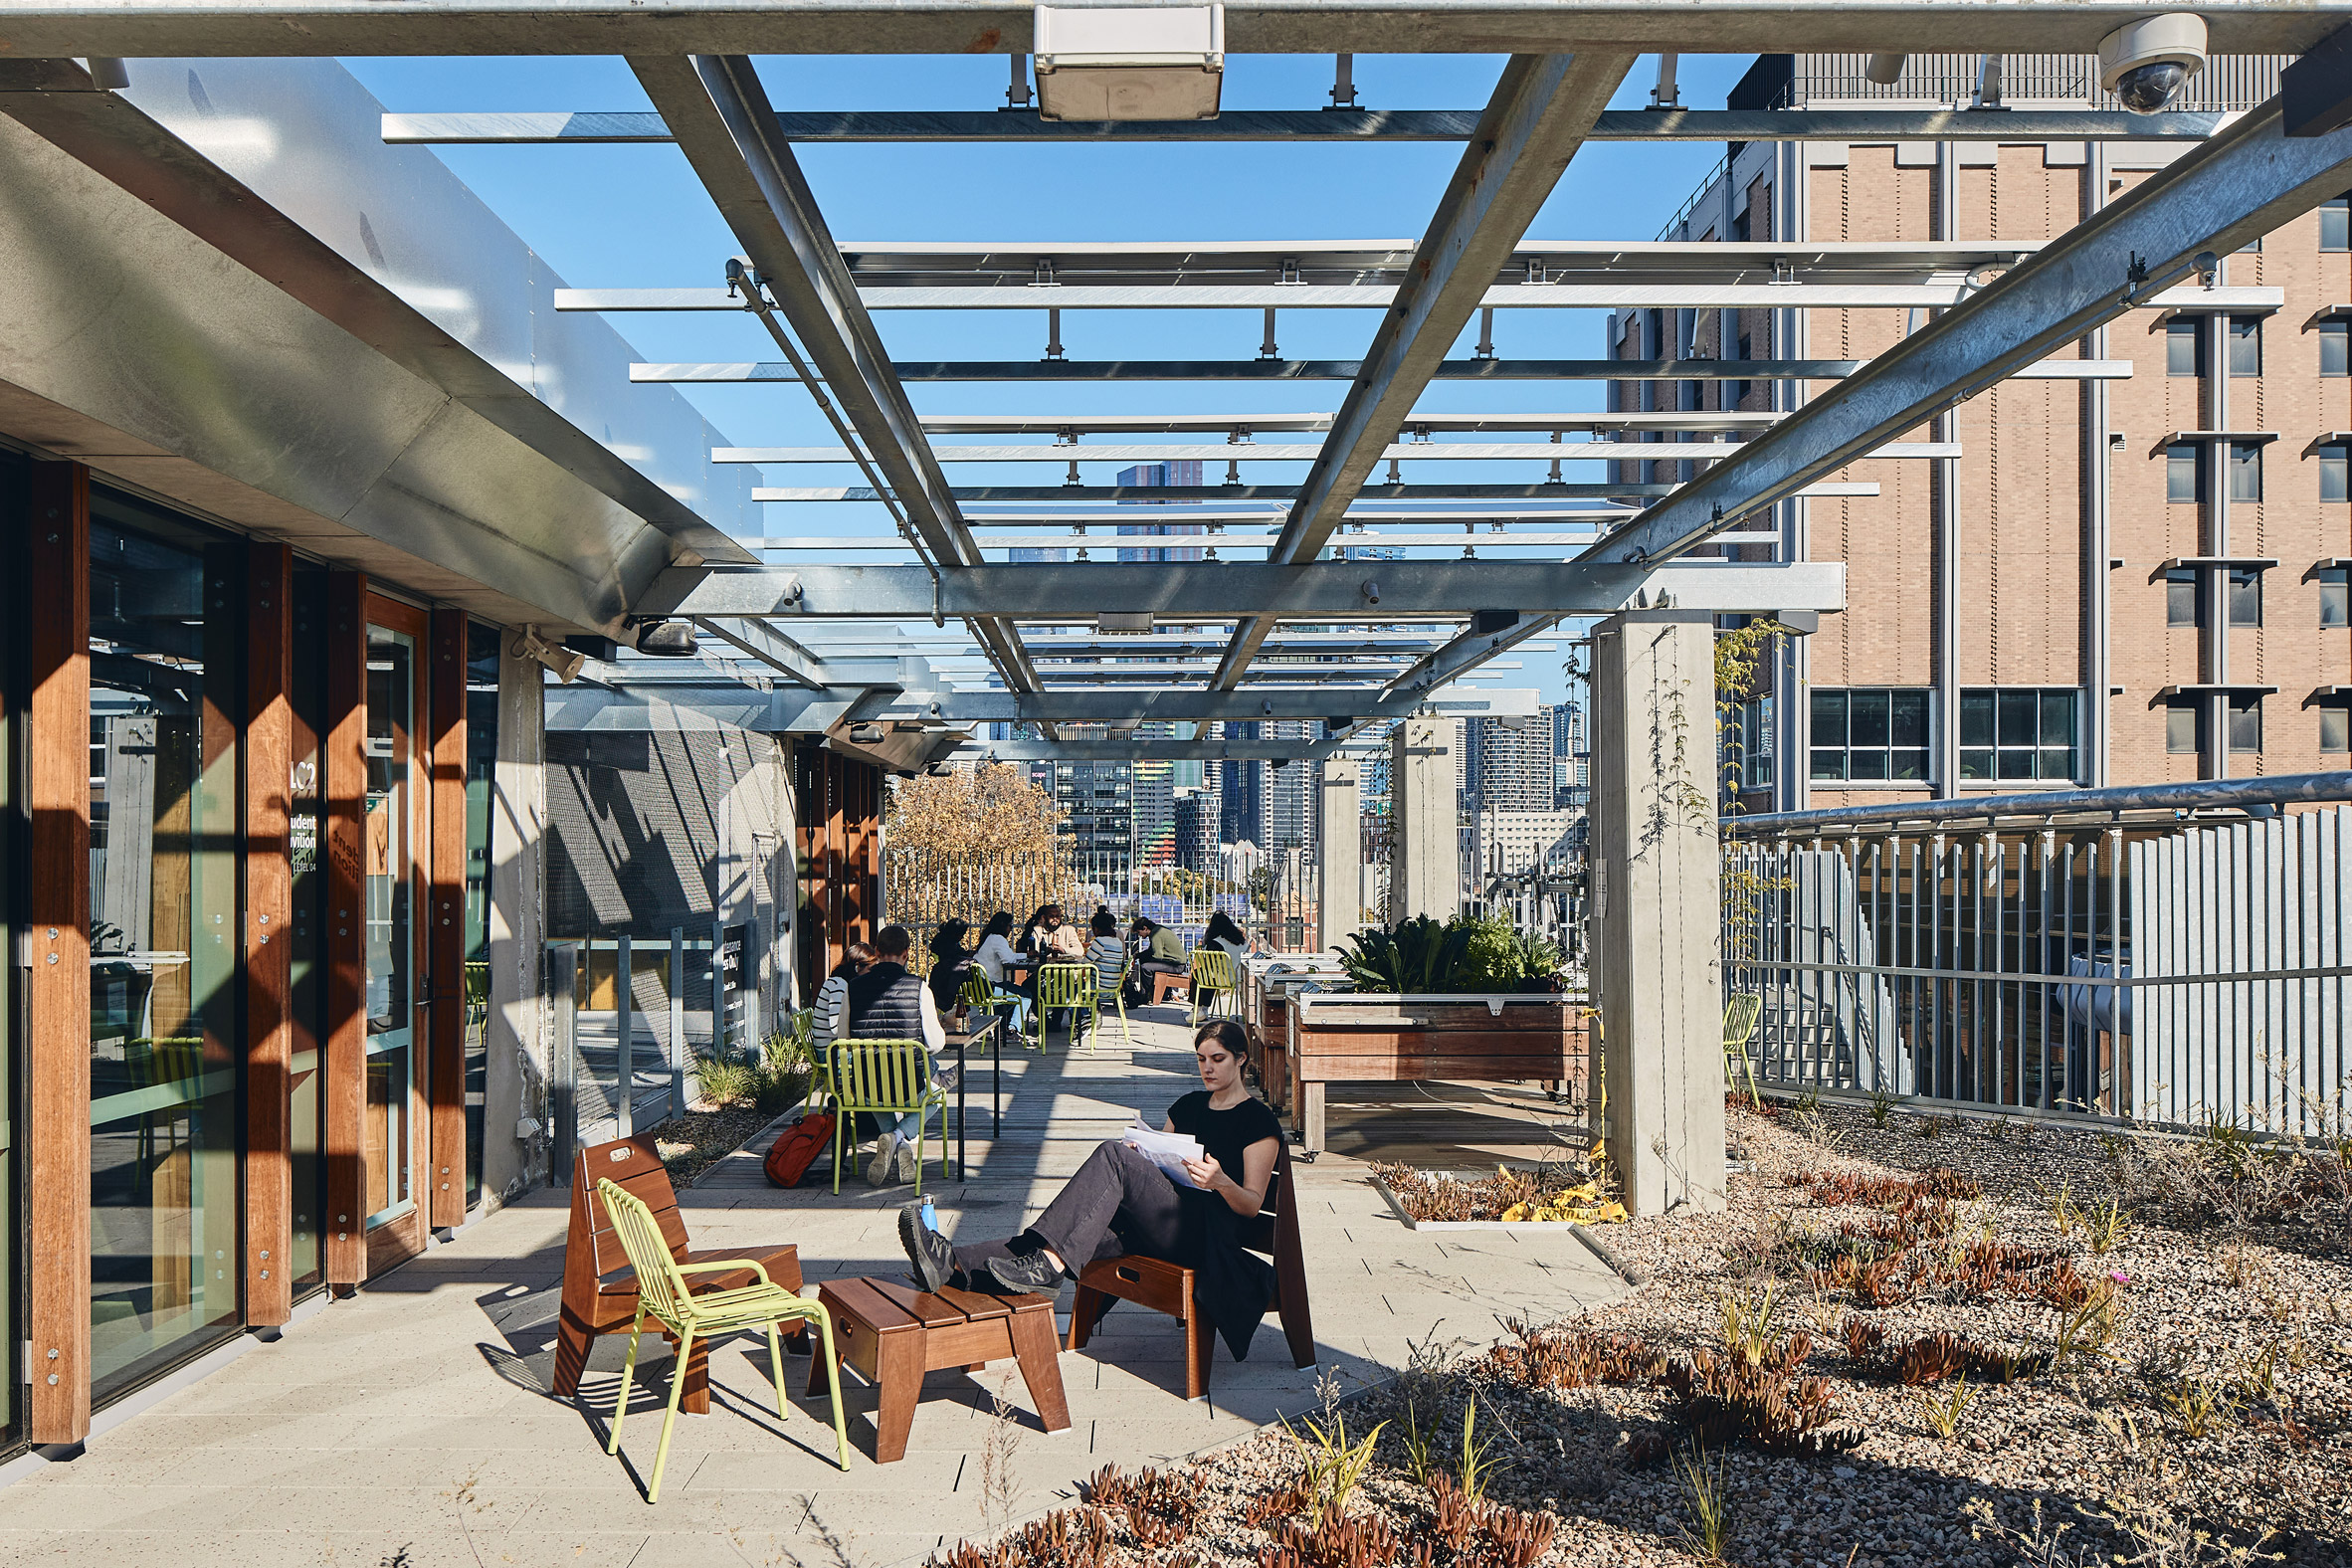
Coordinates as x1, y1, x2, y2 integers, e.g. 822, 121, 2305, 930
1186, 947, 1238, 1025
595, 1177, 851, 1500
1033, 963, 1098, 1050
1073, 958, 1133, 1054
826, 1039, 948, 1195
1722, 991, 1764, 1109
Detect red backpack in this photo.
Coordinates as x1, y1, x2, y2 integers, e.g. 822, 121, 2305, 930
762, 1111, 837, 1188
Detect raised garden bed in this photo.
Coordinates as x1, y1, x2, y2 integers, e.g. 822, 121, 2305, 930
1284, 992, 1588, 1151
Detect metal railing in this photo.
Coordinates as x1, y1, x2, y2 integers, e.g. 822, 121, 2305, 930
1722, 774, 2352, 1134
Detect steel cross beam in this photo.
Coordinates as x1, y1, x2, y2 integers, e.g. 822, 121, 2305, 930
878, 688, 1537, 724
1218, 51, 1631, 690
631, 356, 2131, 383
625, 54, 1040, 697
640, 559, 1846, 619
1580, 92, 2352, 573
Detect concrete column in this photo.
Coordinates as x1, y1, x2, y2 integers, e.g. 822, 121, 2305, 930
1316, 758, 1360, 951
481, 645, 548, 1205
1591, 609, 1727, 1218
1387, 716, 1458, 922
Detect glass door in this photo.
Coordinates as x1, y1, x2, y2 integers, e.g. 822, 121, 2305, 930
362, 602, 426, 1239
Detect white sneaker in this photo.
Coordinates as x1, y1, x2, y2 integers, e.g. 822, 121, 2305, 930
893, 1137, 920, 1185
866, 1133, 900, 1188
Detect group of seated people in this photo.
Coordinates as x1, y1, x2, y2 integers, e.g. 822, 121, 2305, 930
807, 906, 1266, 1189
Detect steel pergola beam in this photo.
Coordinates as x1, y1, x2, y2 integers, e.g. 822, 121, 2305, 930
383, 107, 2227, 146
13, 3, 2350, 58
1581, 92, 2352, 572
640, 559, 1846, 619
626, 52, 1039, 694
874, 689, 1539, 723
633, 356, 2127, 383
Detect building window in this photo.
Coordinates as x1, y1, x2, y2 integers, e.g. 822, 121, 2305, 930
2228, 694, 2262, 753
2228, 566, 2261, 627
1809, 687, 1930, 783
1733, 695, 1774, 791
2321, 566, 2349, 627
2166, 567, 2201, 628
2228, 315, 2262, 377
2165, 698, 2202, 754
2322, 697, 2351, 753
2324, 445, 2351, 503
2323, 320, 2349, 378
1732, 208, 1751, 243
2324, 193, 2351, 252
2167, 443, 2202, 503
2229, 442, 2263, 503
2166, 316, 2202, 377
1960, 687, 2078, 782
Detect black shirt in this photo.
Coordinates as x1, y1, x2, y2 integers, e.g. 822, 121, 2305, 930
1167, 1089, 1282, 1188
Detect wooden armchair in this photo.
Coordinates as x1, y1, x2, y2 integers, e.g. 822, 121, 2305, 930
1065, 1144, 1314, 1400
552, 1134, 804, 1413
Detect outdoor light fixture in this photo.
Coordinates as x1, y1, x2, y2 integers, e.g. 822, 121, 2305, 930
631, 618, 699, 657
1033, 4, 1225, 122
1098, 611, 1154, 634
849, 722, 885, 744
1864, 53, 1907, 85
2099, 14, 2208, 112
512, 626, 587, 684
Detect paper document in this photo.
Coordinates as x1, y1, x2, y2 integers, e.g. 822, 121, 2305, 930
1116, 1117, 1204, 1189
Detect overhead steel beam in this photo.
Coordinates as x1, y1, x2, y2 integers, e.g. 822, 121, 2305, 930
635, 356, 2132, 383
751, 482, 1881, 502
723, 441, 1957, 465
570, 284, 2287, 312
626, 53, 1039, 694
640, 559, 1847, 620
382, 107, 2227, 146
876, 688, 1542, 723
907, 411, 1788, 435
1581, 93, 2352, 573
13, 3, 2351, 57
688, 615, 831, 687
953, 739, 1344, 762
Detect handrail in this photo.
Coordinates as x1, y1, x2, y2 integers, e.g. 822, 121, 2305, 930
1722, 770, 2352, 836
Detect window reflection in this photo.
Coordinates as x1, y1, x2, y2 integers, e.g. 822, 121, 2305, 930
364, 629, 416, 1225
87, 500, 240, 1396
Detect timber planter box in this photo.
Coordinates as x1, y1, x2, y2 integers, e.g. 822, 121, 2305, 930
1284, 991, 1590, 1151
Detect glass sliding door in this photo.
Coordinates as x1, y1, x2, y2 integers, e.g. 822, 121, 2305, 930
87, 491, 242, 1398
462, 622, 501, 1208
286, 566, 328, 1292
362, 598, 428, 1250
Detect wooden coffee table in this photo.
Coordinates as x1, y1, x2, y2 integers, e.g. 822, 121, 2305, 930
808, 1276, 1070, 1463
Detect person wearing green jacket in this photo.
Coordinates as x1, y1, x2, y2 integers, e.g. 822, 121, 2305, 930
1125, 915, 1188, 1008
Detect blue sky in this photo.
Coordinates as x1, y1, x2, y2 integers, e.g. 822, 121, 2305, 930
343, 52, 1760, 706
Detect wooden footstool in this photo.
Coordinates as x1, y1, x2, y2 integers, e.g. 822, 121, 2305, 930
809, 1276, 1071, 1464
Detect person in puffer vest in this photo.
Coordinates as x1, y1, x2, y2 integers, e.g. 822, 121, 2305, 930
840, 925, 950, 1187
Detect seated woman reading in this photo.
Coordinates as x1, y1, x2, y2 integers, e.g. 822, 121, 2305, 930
899, 1019, 1282, 1353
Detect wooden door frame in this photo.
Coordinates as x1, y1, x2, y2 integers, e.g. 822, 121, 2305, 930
243, 543, 294, 1326
425, 609, 467, 1230
358, 592, 432, 1275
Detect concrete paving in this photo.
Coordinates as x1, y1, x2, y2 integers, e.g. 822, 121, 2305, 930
0, 1006, 1628, 1567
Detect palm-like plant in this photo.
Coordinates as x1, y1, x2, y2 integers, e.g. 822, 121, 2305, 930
1335, 916, 1477, 994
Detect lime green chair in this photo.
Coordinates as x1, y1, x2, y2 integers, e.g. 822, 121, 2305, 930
1722, 992, 1764, 1109
827, 1039, 947, 1195
1186, 947, 1237, 1025
1073, 958, 1133, 1054
596, 1177, 851, 1499
1033, 963, 1098, 1050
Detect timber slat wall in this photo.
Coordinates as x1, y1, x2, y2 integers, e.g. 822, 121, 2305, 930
244, 543, 294, 1325
25, 462, 92, 1444
796, 747, 881, 1001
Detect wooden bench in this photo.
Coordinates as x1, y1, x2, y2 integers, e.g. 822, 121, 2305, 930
809, 1276, 1069, 1463
1066, 1145, 1314, 1400
552, 1134, 804, 1415
1284, 994, 1589, 1152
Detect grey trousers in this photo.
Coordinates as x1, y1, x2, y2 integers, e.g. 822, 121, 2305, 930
950, 1140, 1185, 1278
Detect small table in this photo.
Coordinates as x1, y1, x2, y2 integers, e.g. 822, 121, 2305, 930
809, 1276, 1069, 1464
942, 1014, 1002, 1181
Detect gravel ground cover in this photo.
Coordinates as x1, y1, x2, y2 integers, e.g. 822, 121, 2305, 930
928, 1097, 2352, 1568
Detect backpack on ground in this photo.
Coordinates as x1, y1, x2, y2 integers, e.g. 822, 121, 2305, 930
762, 1110, 836, 1188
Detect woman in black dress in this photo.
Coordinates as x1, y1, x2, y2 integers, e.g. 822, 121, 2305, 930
899, 1019, 1283, 1352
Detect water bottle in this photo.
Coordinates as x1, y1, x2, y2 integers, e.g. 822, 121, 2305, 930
919, 1196, 937, 1233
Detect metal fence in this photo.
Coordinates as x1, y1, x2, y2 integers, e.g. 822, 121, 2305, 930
1722, 775, 2352, 1135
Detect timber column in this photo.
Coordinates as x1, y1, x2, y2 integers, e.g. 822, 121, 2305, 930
1590, 609, 1726, 1218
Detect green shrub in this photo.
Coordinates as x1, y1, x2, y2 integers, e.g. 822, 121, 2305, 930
1335, 913, 1563, 995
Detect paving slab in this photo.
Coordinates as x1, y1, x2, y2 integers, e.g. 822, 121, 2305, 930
0, 1005, 1629, 1566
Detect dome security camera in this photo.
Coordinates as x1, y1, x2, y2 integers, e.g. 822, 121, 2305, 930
2098, 13, 2207, 113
